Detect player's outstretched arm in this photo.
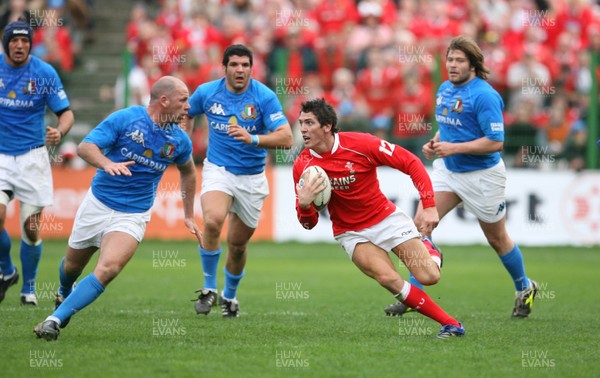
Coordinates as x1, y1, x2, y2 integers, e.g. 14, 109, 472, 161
176, 158, 202, 245
77, 142, 134, 176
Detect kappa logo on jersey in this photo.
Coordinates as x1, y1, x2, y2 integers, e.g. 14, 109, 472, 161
0, 79, 4, 89
241, 104, 257, 120
160, 142, 175, 160
125, 129, 146, 147
436, 95, 443, 106
208, 102, 226, 115
451, 98, 463, 113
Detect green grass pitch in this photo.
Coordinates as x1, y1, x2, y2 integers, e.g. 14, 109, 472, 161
1, 240, 599, 377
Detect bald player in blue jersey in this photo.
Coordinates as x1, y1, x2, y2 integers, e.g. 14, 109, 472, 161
33, 76, 202, 341
386, 36, 538, 319
188, 44, 292, 317
0, 20, 74, 306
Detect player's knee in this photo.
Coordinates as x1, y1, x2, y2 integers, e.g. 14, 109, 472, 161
94, 262, 122, 285
23, 227, 40, 244
203, 216, 225, 235
414, 269, 440, 286
228, 242, 247, 258
485, 233, 507, 252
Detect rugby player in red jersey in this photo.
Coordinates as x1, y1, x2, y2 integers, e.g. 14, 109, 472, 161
293, 98, 464, 338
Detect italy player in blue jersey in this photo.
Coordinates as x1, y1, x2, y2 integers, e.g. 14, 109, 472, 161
33, 76, 202, 341
0, 20, 74, 306
188, 44, 292, 317
386, 36, 538, 319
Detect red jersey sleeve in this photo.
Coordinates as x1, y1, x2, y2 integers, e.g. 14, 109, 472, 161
366, 135, 436, 209
292, 156, 319, 229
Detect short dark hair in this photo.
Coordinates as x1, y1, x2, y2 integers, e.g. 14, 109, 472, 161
446, 35, 490, 80
222, 44, 253, 67
300, 98, 339, 134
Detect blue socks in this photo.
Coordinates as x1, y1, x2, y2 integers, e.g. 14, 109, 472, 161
408, 272, 424, 290
0, 229, 14, 276
223, 267, 245, 300
199, 246, 221, 290
52, 273, 105, 325
500, 244, 530, 291
58, 257, 80, 298
20, 240, 42, 294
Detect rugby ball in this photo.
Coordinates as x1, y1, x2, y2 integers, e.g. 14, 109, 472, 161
299, 165, 331, 209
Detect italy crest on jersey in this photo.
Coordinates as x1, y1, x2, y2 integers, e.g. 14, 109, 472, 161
160, 142, 175, 160
241, 104, 257, 120
451, 98, 463, 114
23, 80, 35, 95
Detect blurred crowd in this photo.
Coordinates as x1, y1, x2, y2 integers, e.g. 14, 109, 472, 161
120, 0, 599, 170
1, 0, 598, 170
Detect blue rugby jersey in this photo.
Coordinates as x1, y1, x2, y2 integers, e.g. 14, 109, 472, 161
435, 77, 504, 172
83, 106, 192, 213
0, 54, 70, 155
188, 78, 288, 175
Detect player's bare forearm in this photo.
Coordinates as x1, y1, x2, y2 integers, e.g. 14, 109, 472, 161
257, 124, 293, 149
78, 142, 134, 175
46, 110, 74, 145
56, 110, 74, 137
177, 158, 197, 220
432, 137, 502, 157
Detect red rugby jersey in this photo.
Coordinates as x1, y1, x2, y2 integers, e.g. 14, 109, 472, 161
293, 132, 435, 236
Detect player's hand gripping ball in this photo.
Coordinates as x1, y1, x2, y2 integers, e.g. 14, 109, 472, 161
299, 165, 331, 209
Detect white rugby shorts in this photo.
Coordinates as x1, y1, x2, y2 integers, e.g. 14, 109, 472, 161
201, 159, 269, 229
431, 158, 507, 223
68, 189, 150, 249
0, 147, 53, 207
335, 207, 419, 259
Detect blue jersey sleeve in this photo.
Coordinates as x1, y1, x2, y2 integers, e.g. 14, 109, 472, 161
83, 111, 123, 149
188, 85, 207, 117
475, 90, 504, 142
174, 132, 193, 165
260, 90, 288, 132
42, 65, 70, 113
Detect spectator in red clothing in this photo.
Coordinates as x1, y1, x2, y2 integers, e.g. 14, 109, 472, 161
312, 0, 359, 36
31, 10, 74, 73
355, 47, 399, 138
346, 1, 393, 63
315, 31, 347, 91
126, 2, 150, 45
391, 71, 434, 160
155, 0, 182, 37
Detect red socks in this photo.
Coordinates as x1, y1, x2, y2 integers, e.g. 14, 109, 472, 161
398, 283, 460, 327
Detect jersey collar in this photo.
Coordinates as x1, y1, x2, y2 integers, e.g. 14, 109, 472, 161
309, 133, 339, 158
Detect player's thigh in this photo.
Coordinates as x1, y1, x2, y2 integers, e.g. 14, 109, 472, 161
94, 231, 140, 284
0, 203, 6, 229
352, 242, 399, 281
201, 191, 233, 226
435, 191, 462, 219
226, 212, 255, 248
392, 238, 439, 285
